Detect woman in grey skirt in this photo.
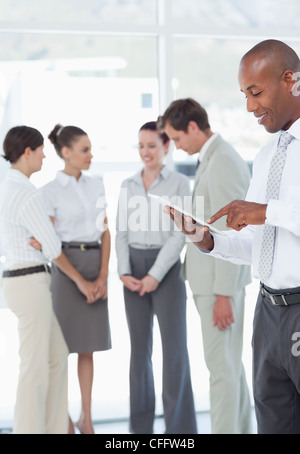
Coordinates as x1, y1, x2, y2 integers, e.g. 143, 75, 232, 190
115, 121, 197, 434
39, 124, 111, 434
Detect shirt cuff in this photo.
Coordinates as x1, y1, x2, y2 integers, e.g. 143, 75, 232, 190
47, 244, 62, 261
117, 263, 132, 277
148, 266, 163, 282
206, 232, 231, 258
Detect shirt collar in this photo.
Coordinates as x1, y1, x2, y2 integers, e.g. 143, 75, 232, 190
132, 165, 170, 184
55, 170, 86, 187
159, 165, 171, 179
7, 168, 32, 185
198, 133, 219, 163
283, 118, 300, 142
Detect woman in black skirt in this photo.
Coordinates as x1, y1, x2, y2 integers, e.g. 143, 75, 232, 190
39, 124, 111, 434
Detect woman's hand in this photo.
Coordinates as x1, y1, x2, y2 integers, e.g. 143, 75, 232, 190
28, 236, 42, 250
120, 275, 142, 292
93, 275, 108, 300
139, 275, 159, 296
76, 278, 99, 304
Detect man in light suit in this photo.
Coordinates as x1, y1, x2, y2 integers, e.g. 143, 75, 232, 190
158, 98, 252, 434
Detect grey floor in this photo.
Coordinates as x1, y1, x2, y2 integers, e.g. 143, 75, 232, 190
91, 408, 257, 434
0, 408, 257, 435
93, 412, 212, 435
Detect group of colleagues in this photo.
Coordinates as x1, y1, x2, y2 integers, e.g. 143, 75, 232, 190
1, 38, 300, 435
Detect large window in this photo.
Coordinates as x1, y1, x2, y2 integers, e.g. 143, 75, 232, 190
1, 0, 300, 429
171, 0, 300, 31
0, 0, 157, 25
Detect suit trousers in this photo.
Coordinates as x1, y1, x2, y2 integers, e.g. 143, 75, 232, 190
124, 247, 197, 434
2, 264, 69, 434
253, 290, 300, 434
193, 288, 252, 434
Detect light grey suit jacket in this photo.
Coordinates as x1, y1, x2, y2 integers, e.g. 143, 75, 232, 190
182, 134, 252, 296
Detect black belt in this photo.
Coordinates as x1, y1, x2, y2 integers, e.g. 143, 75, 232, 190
260, 284, 300, 306
2, 264, 51, 278
62, 242, 100, 252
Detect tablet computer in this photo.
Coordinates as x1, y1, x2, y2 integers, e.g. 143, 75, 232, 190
148, 193, 226, 236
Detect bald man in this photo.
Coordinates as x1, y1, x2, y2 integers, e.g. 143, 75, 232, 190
168, 40, 300, 434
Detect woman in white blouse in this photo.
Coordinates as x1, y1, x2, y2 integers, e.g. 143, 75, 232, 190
39, 124, 111, 435
115, 121, 197, 434
0, 126, 97, 434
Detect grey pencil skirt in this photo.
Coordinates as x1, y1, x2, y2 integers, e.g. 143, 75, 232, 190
50, 241, 112, 354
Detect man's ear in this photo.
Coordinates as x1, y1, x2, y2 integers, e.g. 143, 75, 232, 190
283, 69, 298, 93
188, 121, 199, 132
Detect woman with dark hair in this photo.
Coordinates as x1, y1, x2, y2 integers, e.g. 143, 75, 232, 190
115, 121, 197, 434
39, 124, 112, 434
0, 126, 97, 434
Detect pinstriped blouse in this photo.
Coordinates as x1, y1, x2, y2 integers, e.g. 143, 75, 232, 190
0, 169, 61, 270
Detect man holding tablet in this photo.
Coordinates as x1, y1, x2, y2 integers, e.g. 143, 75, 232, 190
158, 98, 252, 434
167, 40, 300, 435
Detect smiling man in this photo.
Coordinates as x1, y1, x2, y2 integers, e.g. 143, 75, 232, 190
170, 39, 300, 434
239, 41, 300, 134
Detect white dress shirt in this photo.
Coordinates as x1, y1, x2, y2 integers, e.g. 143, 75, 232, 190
0, 169, 62, 269
115, 165, 190, 282
210, 118, 300, 289
40, 171, 107, 242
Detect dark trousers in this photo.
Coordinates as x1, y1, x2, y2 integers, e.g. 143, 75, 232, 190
124, 247, 197, 434
253, 287, 300, 434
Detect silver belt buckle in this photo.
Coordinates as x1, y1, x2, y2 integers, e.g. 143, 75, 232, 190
281, 294, 288, 306
270, 293, 288, 306
270, 294, 279, 305
80, 244, 86, 251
